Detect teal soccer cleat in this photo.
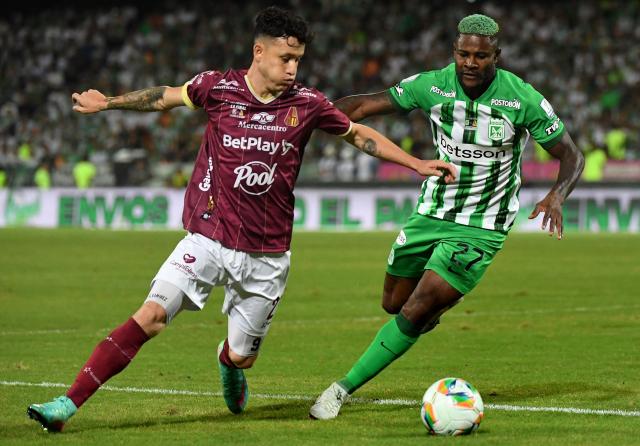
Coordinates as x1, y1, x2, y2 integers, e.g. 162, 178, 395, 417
217, 340, 249, 414
27, 396, 77, 432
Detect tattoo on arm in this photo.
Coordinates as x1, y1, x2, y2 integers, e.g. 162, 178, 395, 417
547, 133, 585, 199
362, 138, 378, 156
106, 87, 167, 111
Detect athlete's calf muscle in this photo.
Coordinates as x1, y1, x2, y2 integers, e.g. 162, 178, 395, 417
399, 270, 463, 328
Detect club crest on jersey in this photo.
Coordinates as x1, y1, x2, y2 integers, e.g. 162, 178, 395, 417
488, 118, 505, 141
251, 112, 276, 125
285, 106, 299, 127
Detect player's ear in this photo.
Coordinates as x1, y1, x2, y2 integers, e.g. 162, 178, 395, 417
253, 40, 265, 61
494, 46, 501, 61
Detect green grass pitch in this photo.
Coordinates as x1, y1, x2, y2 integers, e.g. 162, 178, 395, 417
0, 228, 638, 445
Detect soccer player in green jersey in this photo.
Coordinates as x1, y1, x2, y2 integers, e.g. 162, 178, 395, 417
310, 14, 584, 419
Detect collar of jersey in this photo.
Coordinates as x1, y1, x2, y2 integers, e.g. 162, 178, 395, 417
454, 68, 500, 103
244, 75, 283, 104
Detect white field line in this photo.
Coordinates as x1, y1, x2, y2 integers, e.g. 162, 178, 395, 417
2, 380, 639, 418
0, 329, 78, 336
2, 303, 639, 337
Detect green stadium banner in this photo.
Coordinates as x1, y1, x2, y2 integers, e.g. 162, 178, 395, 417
0, 187, 639, 232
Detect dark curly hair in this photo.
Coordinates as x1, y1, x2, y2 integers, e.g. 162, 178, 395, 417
254, 6, 314, 44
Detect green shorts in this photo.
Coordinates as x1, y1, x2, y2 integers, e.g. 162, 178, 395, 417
386, 213, 506, 294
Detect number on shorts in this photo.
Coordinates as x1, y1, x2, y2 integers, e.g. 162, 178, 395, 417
250, 337, 262, 352
266, 296, 281, 321
449, 243, 485, 271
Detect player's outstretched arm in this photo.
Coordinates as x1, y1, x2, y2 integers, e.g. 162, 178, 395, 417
334, 91, 396, 122
71, 86, 185, 114
341, 123, 456, 182
528, 132, 585, 240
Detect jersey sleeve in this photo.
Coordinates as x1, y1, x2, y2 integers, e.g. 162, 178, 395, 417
181, 70, 223, 110
315, 95, 352, 136
522, 86, 565, 149
387, 73, 422, 112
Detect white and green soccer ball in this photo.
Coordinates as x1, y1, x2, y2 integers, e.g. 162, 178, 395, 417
420, 377, 484, 436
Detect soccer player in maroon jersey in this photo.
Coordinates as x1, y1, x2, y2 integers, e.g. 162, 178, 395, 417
27, 6, 456, 432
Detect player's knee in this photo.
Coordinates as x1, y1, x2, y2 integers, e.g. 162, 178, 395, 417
133, 301, 167, 338
228, 350, 257, 369
381, 293, 402, 314
382, 289, 406, 314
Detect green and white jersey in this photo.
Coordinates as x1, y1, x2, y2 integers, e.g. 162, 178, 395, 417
388, 63, 565, 232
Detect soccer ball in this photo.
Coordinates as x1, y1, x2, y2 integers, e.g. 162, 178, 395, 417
420, 377, 484, 436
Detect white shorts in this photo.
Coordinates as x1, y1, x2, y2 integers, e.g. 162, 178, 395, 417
150, 232, 290, 354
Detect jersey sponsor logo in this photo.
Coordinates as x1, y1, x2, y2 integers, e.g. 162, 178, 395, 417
439, 134, 507, 161
222, 134, 281, 155
545, 117, 561, 136
237, 120, 287, 132
292, 85, 317, 97
214, 78, 242, 91
169, 261, 197, 279
251, 112, 276, 125
488, 118, 505, 141
281, 139, 295, 155
229, 102, 246, 119
540, 98, 556, 118
465, 118, 478, 129
198, 156, 214, 191
285, 106, 299, 127
430, 85, 456, 98
490, 98, 521, 109
233, 161, 278, 195
183, 253, 196, 263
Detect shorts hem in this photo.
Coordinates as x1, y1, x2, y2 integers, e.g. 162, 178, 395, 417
385, 267, 423, 279
425, 266, 470, 295
151, 277, 204, 310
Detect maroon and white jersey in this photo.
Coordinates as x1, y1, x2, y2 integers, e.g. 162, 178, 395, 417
180, 69, 351, 253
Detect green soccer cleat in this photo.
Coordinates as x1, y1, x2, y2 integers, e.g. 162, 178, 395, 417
217, 340, 249, 414
27, 396, 77, 432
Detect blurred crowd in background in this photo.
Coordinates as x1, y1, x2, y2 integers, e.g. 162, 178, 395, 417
1, 0, 638, 188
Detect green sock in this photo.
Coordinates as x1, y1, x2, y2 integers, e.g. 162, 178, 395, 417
338, 314, 420, 394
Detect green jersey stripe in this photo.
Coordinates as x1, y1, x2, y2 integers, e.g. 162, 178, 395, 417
415, 176, 430, 208
462, 101, 477, 144
442, 161, 475, 222
468, 161, 501, 227
439, 102, 454, 138
494, 129, 524, 229
428, 174, 447, 214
